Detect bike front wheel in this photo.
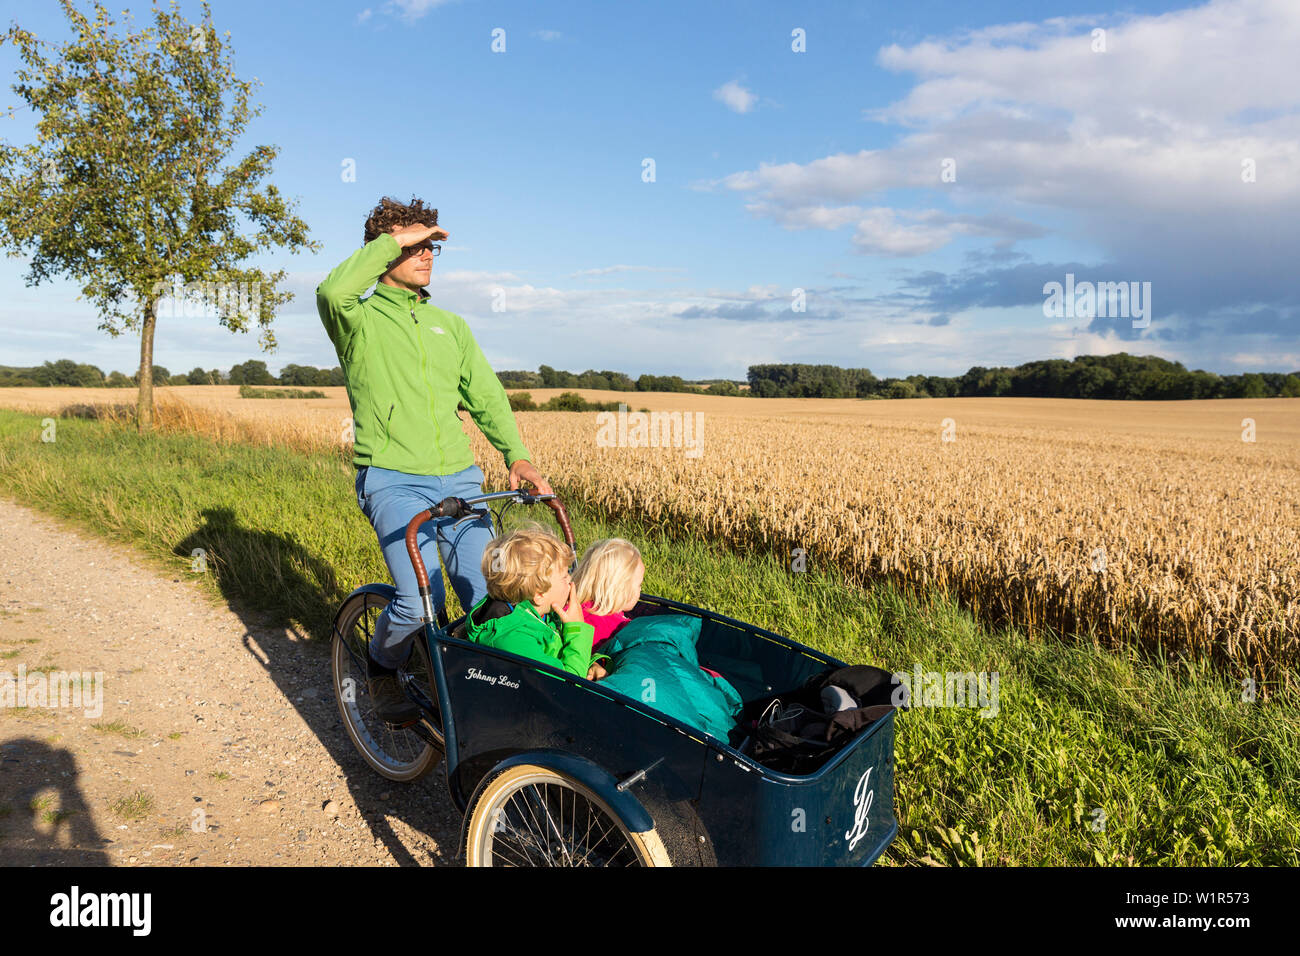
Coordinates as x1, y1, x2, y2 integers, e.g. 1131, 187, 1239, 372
331, 590, 441, 782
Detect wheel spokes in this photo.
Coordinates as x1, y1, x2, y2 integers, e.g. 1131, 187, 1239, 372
486, 780, 643, 867
338, 597, 432, 772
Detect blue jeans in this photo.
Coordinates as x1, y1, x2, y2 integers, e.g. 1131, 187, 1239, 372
355, 463, 495, 668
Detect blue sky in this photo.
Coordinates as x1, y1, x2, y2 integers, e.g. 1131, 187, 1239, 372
2, 0, 1297, 379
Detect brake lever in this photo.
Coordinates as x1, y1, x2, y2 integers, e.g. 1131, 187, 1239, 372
451, 507, 489, 529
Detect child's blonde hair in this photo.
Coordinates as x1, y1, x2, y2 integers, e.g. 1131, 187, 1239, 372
481, 522, 573, 604
573, 538, 643, 615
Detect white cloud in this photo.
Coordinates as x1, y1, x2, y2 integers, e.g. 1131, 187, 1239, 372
736, 199, 1044, 254
1227, 351, 1300, 368
850, 208, 958, 257
534, 29, 563, 41
384, 0, 458, 23
357, 8, 373, 24
713, 80, 758, 114
701, 0, 1300, 383
871, 4, 1299, 130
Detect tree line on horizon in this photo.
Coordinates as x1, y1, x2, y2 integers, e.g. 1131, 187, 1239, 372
744, 354, 1300, 400
5, 353, 1299, 400
0, 359, 343, 389
501, 354, 1300, 399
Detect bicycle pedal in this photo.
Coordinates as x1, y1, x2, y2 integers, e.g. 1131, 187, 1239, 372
409, 721, 441, 746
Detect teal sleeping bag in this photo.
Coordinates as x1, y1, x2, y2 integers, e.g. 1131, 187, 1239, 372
598, 614, 743, 740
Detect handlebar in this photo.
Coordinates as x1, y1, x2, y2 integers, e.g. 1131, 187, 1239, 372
403, 489, 574, 625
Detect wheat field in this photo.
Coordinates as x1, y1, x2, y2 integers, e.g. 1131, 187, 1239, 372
5, 385, 1297, 684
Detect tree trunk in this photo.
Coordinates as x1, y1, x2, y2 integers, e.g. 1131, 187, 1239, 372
136, 300, 156, 432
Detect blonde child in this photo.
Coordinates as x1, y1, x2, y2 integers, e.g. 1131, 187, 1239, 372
572, 538, 645, 649
574, 538, 724, 678
465, 524, 610, 680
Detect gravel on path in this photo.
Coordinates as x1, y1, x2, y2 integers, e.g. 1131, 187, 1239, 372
0, 497, 461, 866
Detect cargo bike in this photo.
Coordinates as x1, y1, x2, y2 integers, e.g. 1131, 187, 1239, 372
330, 489, 899, 866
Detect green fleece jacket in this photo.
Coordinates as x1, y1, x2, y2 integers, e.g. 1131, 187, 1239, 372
316, 232, 531, 475
465, 597, 609, 678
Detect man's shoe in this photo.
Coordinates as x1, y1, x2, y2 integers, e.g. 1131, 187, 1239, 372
367, 653, 420, 727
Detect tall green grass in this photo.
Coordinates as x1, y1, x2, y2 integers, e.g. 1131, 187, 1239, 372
1, 407, 1296, 865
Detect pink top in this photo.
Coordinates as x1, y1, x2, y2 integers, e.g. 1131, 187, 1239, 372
581, 600, 630, 649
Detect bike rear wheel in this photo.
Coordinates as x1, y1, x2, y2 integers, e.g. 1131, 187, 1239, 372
331, 591, 441, 782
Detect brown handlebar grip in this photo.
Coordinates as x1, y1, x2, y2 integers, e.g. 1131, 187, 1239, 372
405, 508, 435, 589
545, 496, 575, 552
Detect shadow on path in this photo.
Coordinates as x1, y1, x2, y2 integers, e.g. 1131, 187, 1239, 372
175, 507, 460, 866
0, 737, 110, 865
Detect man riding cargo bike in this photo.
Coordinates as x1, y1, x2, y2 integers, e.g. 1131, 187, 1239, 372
319, 199, 901, 867
316, 196, 551, 726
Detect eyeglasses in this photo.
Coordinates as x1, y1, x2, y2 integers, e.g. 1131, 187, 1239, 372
404, 242, 441, 258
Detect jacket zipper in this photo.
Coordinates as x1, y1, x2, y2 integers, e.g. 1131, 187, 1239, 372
412, 302, 444, 473
378, 402, 394, 455
522, 601, 562, 641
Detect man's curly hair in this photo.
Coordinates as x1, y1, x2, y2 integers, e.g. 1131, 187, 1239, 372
363, 196, 438, 245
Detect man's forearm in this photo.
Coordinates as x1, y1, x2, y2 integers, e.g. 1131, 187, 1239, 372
316, 233, 402, 340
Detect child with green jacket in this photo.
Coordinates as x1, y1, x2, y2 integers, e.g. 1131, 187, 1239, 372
465, 524, 611, 680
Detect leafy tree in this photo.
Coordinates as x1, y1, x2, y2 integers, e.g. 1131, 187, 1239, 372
636, 373, 689, 392
598, 369, 635, 391
1235, 373, 1268, 398
279, 363, 325, 387
31, 358, 104, 386
1258, 372, 1287, 396
958, 366, 988, 397
538, 364, 567, 388
228, 359, 273, 385
1185, 369, 1222, 400
575, 369, 609, 390
0, 368, 40, 386
0, 0, 318, 431
497, 369, 541, 389
127, 365, 170, 386
975, 370, 1012, 396
1072, 364, 1115, 399
856, 376, 881, 398
544, 391, 589, 411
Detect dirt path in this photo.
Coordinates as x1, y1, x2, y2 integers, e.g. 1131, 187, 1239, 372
0, 498, 461, 866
